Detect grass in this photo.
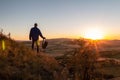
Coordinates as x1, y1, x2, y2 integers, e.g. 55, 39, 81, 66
1, 34, 120, 80
99, 50, 120, 79
98, 61, 120, 79
53, 39, 120, 80
0, 34, 60, 80
100, 50, 120, 59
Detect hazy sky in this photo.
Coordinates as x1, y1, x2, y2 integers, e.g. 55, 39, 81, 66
0, 0, 120, 40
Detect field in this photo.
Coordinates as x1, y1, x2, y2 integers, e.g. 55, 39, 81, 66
23, 39, 120, 59
22, 38, 120, 80
0, 34, 120, 80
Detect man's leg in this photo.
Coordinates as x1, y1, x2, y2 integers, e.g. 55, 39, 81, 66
36, 40, 40, 53
32, 40, 34, 50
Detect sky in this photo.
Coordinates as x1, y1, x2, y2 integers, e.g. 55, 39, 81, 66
0, 0, 120, 40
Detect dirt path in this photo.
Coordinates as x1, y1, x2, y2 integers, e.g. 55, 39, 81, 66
97, 57, 120, 65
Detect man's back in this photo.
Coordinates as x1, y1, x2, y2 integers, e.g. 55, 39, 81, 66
30, 27, 41, 41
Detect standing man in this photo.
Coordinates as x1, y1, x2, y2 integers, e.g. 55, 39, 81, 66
29, 23, 45, 53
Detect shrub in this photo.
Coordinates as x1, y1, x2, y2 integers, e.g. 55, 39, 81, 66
0, 34, 60, 80
58, 39, 102, 80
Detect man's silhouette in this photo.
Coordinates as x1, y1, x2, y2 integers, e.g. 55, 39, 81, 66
29, 23, 45, 53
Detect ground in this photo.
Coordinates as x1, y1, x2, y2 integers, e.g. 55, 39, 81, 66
22, 38, 120, 80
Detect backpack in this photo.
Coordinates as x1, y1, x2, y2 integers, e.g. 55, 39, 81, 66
42, 39, 48, 49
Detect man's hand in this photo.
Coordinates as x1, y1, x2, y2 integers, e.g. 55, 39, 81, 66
43, 37, 46, 39
29, 37, 31, 40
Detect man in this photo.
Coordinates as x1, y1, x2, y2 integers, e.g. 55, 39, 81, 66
29, 23, 45, 53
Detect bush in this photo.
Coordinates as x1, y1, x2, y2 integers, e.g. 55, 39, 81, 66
57, 39, 102, 80
0, 34, 60, 80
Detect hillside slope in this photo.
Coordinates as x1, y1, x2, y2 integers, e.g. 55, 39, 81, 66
0, 34, 61, 80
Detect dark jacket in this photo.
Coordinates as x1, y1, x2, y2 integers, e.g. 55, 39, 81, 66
29, 27, 44, 41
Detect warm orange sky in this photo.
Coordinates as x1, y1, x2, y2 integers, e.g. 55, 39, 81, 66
1, 0, 120, 40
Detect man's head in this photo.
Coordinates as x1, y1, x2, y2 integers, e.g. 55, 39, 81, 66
34, 23, 38, 27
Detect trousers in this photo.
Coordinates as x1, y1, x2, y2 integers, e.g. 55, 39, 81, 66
32, 40, 40, 53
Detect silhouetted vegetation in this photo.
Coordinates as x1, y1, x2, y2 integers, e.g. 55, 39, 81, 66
0, 34, 120, 80
0, 34, 60, 80
56, 39, 104, 80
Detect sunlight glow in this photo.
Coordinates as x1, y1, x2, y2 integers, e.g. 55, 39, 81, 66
84, 28, 104, 40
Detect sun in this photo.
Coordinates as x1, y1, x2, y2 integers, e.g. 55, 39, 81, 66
84, 28, 104, 40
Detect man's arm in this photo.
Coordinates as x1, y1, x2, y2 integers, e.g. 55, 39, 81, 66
39, 29, 45, 39
29, 29, 32, 40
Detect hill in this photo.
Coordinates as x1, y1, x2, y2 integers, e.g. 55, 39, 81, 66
23, 38, 120, 80
0, 34, 61, 80
1, 34, 120, 80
